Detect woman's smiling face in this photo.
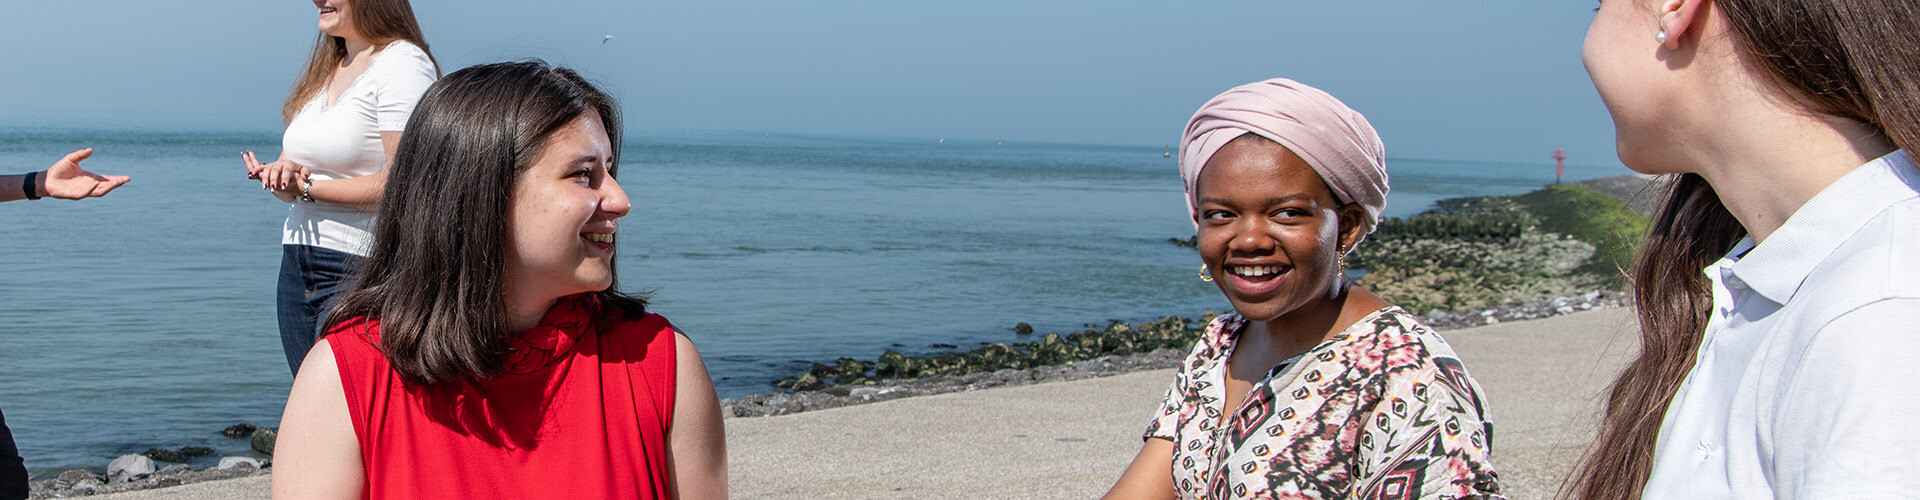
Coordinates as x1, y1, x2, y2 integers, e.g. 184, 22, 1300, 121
504, 110, 631, 306
1194, 134, 1358, 323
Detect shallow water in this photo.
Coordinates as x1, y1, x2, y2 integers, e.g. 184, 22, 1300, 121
0, 126, 1627, 475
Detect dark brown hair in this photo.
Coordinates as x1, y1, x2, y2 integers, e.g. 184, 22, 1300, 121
1567, 0, 1920, 498
281, 0, 439, 123
323, 60, 649, 386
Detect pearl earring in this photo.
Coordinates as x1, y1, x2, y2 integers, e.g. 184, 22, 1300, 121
1656, 31, 1668, 43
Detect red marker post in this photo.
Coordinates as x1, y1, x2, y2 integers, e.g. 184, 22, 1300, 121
1552, 147, 1566, 185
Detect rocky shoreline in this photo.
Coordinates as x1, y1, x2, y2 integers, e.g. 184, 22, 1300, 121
26, 426, 276, 498
719, 288, 1631, 418
27, 457, 267, 499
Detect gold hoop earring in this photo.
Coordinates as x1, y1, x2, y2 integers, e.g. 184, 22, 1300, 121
1198, 264, 1214, 282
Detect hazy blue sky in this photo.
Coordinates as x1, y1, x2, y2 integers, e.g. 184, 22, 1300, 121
0, 1, 1614, 164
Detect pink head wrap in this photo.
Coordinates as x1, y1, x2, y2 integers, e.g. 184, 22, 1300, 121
1179, 78, 1388, 246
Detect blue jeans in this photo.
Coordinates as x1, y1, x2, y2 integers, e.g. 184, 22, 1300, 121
277, 245, 363, 376
1, 406, 26, 500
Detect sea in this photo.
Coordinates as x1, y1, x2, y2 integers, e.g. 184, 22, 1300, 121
0, 126, 1628, 476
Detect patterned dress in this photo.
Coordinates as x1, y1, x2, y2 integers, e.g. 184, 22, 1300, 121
1144, 307, 1504, 499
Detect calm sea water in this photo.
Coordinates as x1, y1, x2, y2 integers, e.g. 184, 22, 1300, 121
0, 126, 1626, 476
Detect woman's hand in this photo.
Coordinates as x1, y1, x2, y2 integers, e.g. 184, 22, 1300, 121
41, 148, 130, 199
244, 150, 309, 202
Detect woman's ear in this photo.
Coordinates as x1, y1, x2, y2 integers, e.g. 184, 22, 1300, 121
1335, 203, 1367, 253
1657, 0, 1711, 49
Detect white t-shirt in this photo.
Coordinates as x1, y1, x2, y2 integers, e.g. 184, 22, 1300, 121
280, 39, 436, 255
1641, 150, 1920, 499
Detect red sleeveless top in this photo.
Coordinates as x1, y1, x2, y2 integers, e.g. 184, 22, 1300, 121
328, 295, 677, 499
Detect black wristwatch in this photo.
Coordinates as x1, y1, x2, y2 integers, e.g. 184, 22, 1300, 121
22, 171, 41, 200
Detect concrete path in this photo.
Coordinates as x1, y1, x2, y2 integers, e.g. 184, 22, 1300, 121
95, 307, 1638, 499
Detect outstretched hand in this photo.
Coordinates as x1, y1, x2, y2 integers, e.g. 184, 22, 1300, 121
42, 148, 131, 199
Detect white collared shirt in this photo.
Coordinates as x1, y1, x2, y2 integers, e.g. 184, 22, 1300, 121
1642, 150, 1920, 499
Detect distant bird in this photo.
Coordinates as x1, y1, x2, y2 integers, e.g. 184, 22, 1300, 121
602, 35, 614, 44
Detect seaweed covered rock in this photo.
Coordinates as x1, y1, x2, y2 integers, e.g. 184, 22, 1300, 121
251, 427, 278, 455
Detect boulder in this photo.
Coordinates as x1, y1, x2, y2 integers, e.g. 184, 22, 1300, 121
179, 446, 216, 458
217, 456, 263, 470
251, 428, 278, 455
108, 453, 155, 480
1012, 322, 1034, 335
221, 423, 257, 438
144, 448, 184, 462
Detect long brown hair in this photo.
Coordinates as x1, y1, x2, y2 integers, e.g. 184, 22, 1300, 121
281, 0, 439, 123
323, 61, 649, 386
1567, 0, 1920, 498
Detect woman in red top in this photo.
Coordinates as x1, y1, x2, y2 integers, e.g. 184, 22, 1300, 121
272, 61, 727, 499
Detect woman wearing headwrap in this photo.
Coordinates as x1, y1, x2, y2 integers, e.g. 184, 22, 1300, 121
1102, 79, 1504, 500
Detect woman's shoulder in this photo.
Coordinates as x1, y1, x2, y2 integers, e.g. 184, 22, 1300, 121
378, 39, 428, 59
1351, 307, 1456, 351
598, 311, 677, 346
371, 40, 436, 75
1174, 312, 1245, 368
321, 317, 390, 362
1332, 306, 1477, 377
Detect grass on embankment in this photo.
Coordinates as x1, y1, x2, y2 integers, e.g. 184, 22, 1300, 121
1351, 183, 1648, 315
1514, 183, 1648, 276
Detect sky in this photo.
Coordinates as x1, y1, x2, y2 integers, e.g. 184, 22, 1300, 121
0, 1, 1617, 165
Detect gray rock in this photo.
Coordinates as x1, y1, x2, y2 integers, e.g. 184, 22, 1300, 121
157, 464, 190, 476
848, 386, 882, 399
108, 453, 156, 478
217, 456, 263, 470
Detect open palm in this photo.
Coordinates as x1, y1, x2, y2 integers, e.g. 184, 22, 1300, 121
43, 148, 130, 199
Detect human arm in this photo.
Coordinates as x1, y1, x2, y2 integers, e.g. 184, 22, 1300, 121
243, 136, 393, 209
666, 330, 727, 500
1102, 437, 1177, 500
1, 148, 130, 202
271, 338, 366, 500
1771, 299, 1920, 499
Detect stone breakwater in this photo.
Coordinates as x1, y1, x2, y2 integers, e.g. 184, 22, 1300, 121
722, 288, 1631, 418
1418, 290, 1631, 330
26, 425, 276, 499
27, 457, 267, 499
